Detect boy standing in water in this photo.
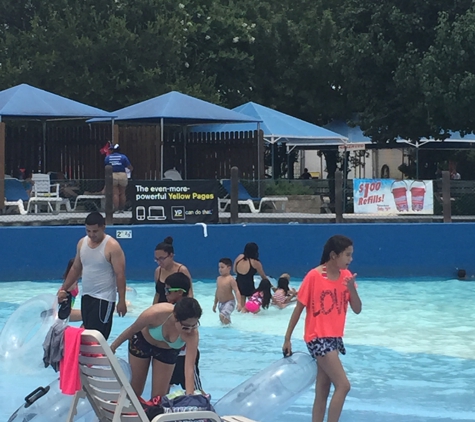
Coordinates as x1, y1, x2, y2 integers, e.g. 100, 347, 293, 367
213, 258, 242, 324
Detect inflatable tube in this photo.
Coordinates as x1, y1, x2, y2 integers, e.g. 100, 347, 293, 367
8, 358, 131, 422
214, 352, 316, 421
0, 294, 57, 360
8, 378, 92, 422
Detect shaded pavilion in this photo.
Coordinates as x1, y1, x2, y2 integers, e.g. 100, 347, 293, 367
0, 83, 114, 209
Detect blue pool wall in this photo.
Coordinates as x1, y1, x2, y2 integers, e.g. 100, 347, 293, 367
0, 223, 473, 281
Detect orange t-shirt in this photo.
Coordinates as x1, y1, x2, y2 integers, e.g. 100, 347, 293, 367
298, 268, 353, 342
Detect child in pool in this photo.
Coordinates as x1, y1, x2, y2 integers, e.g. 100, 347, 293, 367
213, 257, 242, 324
244, 278, 272, 314
282, 234, 362, 422
272, 276, 297, 309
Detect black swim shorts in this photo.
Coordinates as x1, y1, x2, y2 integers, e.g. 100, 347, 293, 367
128, 331, 180, 364
306, 337, 346, 358
81, 294, 115, 340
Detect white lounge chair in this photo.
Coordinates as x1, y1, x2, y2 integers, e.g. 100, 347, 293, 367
163, 168, 183, 181
67, 329, 254, 422
27, 173, 71, 213
219, 179, 287, 213
72, 194, 105, 211
4, 178, 29, 215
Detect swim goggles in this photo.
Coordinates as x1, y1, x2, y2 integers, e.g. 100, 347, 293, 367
164, 286, 187, 295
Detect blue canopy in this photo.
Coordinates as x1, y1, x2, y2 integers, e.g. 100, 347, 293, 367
89, 91, 261, 124
0, 84, 113, 119
397, 131, 475, 148
191, 102, 348, 146
325, 120, 475, 147
324, 120, 373, 145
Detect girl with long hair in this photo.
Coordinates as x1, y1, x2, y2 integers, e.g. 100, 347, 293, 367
282, 235, 362, 422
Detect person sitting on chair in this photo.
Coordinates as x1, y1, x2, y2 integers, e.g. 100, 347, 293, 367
299, 168, 312, 180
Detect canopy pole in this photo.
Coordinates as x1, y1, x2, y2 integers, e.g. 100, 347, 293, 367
271, 136, 275, 180
42, 121, 47, 173
183, 126, 187, 179
111, 119, 115, 145
257, 122, 261, 197
0, 120, 5, 210
343, 147, 348, 213
160, 118, 164, 179
416, 140, 419, 180
287, 144, 290, 180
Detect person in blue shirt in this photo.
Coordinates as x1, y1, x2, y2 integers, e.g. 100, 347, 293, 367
104, 144, 133, 212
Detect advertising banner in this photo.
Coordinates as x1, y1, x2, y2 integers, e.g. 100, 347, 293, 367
132, 180, 219, 224
353, 179, 434, 214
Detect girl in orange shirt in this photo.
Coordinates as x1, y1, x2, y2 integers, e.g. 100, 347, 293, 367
282, 235, 362, 422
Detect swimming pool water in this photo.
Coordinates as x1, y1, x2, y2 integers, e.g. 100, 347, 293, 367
1, 278, 475, 421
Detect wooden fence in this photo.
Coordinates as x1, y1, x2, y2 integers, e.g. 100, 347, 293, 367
4, 121, 264, 180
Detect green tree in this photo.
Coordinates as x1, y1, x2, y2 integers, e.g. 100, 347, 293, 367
335, 0, 475, 143
0, 0, 261, 109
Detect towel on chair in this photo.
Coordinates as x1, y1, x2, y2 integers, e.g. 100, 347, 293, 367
43, 319, 67, 372
59, 326, 84, 395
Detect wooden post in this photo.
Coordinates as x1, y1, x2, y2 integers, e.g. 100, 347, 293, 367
257, 129, 265, 198
0, 122, 5, 210
156, 124, 162, 180
113, 124, 119, 146
442, 170, 451, 223
230, 166, 239, 224
335, 170, 344, 223
105, 165, 113, 225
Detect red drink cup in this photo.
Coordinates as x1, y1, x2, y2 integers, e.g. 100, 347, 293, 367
391, 186, 408, 212
410, 184, 426, 211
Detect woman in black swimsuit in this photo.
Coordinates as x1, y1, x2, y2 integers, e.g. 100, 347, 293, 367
153, 236, 193, 304
234, 242, 268, 310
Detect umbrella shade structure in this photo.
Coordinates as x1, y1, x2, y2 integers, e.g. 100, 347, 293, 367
88, 91, 261, 125
0, 83, 114, 209
397, 131, 475, 148
88, 91, 263, 180
0, 84, 114, 120
395, 131, 475, 179
192, 101, 348, 147
324, 120, 373, 146
191, 102, 349, 180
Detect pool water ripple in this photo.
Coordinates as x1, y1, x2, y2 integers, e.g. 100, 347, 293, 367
0, 278, 474, 422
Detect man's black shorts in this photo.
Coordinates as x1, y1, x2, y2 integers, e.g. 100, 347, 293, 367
81, 294, 115, 340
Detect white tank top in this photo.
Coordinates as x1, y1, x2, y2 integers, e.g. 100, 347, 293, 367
80, 234, 116, 302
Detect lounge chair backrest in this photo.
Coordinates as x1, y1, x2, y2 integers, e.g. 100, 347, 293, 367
32, 173, 59, 197
4, 178, 30, 201
221, 180, 255, 200
70, 330, 255, 422
163, 169, 183, 181
76, 329, 149, 421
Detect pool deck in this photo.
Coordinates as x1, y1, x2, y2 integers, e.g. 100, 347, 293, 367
0, 210, 474, 225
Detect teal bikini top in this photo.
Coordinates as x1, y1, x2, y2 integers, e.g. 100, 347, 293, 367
148, 314, 186, 349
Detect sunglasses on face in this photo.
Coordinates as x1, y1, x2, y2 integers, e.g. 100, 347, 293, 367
164, 286, 186, 295
179, 321, 200, 331
154, 254, 170, 263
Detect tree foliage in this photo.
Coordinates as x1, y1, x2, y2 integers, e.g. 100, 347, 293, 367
2, 0, 475, 146
334, 0, 475, 142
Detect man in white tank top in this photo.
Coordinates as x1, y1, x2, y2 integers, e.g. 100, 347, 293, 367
58, 212, 127, 339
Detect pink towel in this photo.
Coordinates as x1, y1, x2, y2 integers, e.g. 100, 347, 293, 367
59, 326, 84, 395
